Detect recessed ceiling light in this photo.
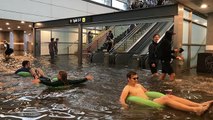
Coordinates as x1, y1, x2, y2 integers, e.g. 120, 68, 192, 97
21, 21, 25, 24
194, 19, 199, 22
29, 25, 32, 27
36, 23, 42, 26
200, 4, 208, 9
6, 22, 10, 25
17, 26, 21, 29
0, 28, 2, 30
8, 27, 11, 30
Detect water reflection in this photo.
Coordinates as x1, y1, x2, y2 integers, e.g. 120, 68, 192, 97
0, 55, 212, 120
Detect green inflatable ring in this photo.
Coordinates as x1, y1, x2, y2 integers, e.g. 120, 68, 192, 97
51, 77, 58, 82
127, 91, 165, 108
17, 72, 32, 77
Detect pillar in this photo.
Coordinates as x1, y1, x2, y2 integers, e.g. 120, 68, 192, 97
206, 13, 213, 52
173, 4, 184, 73
78, 24, 83, 67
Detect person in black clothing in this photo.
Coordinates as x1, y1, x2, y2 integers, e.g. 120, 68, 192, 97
157, 0, 164, 5
156, 31, 183, 81
15, 60, 45, 79
148, 34, 160, 77
3, 40, 14, 60
54, 38, 59, 56
106, 31, 114, 52
32, 71, 93, 87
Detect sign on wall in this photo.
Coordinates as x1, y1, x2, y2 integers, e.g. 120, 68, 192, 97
69, 17, 92, 24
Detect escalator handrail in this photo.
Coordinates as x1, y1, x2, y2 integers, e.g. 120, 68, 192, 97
138, 22, 174, 55
125, 22, 157, 52
129, 22, 168, 54
110, 23, 145, 53
85, 26, 115, 52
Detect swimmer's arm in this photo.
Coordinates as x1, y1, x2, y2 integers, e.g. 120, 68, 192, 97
120, 86, 129, 109
69, 75, 93, 84
68, 78, 88, 84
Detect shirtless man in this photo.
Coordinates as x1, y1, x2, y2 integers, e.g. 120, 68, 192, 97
15, 60, 45, 79
120, 71, 212, 116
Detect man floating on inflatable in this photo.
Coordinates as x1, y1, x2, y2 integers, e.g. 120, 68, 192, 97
120, 71, 213, 116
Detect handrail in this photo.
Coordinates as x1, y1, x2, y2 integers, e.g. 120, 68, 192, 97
111, 23, 145, 52
137, 22, 174, 55
126, 23, 157, 52
84, 26, 115, 52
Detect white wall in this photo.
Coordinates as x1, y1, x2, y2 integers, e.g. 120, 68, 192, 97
40, 27, 81, 55
0, 0, 117, 22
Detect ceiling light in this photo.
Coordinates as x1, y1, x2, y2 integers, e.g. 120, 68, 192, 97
21, 21, 25, 24
6, 22, 10, 25
24, 31, 26, 33
203, 23, 207, 26
0, 28, 2, 30
29, 25, 32, 27
17, 26, 21, 29
194, 19, 199, 22
200, 4, 208, 9
36, 23, 42, 26
8, 27, 11, 30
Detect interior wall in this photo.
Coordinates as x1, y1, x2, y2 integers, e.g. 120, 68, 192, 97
0, 0, 117, 22
40, 27, 80, 55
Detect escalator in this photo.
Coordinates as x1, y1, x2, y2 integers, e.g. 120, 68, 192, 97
114, 21, 174, 65
111, 23, 155, 53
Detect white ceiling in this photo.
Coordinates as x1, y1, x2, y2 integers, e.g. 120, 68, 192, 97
176, 0, 213, 14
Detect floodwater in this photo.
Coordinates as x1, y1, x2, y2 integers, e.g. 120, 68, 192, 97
0, 55, 212, 120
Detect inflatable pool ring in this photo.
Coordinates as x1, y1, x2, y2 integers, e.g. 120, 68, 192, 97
145, 91, 165, 99
51, 77, 58, 82
127, 91, 165, 108
17, 72, 32, 77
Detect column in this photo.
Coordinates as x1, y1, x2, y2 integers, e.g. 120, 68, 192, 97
206, 13, 213, 52
173, 4, 184, 73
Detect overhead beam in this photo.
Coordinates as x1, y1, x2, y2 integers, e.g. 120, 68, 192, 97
34, 4, 178, 29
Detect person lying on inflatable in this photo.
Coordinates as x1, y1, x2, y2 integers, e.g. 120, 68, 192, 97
120, 71, 213, 116
32, 71, 93, 87
15, 60, 45, 78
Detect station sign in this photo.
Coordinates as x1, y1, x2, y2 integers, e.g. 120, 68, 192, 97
69, 17, 91, 24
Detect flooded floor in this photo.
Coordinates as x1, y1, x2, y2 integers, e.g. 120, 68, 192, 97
0, 55, 212, 120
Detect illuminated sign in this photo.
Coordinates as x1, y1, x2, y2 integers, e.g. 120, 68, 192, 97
69, 17, 87, 24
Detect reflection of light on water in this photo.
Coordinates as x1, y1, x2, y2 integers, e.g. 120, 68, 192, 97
0, 114, 47, 120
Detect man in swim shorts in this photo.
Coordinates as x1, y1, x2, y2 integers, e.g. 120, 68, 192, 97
120, 71, 212, 116
15, 60, 45, 78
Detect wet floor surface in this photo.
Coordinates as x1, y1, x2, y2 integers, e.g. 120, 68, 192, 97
0, 55, 212, 120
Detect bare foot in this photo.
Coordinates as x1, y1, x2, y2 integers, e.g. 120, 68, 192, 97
201, 100, 213, 106
195, 104, 210, 116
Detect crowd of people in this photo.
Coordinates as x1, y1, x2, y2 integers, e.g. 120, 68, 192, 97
129, 0, 174, 9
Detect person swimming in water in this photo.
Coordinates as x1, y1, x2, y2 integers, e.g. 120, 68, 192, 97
15, 60, 45, 79
32, 71, 93, 87
120, 71, 213, 116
